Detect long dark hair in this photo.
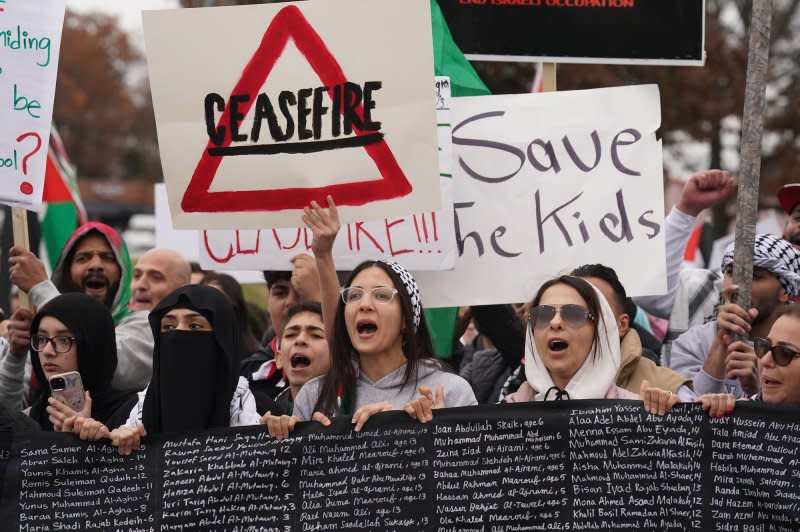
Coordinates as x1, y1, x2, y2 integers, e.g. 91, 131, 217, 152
529, 275, 605, 361
202, 271, 259, 360
314, 260, 435, 415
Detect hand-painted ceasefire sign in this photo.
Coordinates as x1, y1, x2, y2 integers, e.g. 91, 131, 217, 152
0, 0, 65, 210
415, 85, 667, 306
143, 0, 440, 230
198, 77, 456, 271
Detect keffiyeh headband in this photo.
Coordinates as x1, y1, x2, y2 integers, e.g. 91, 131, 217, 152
720, 233, 800, 297
378, 259, 421, 330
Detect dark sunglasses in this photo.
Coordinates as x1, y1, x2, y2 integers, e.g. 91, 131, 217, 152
754, 337, 800, 367
529, 304, 594, 330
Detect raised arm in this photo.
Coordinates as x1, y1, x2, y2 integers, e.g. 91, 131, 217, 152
302, 195, 341, 340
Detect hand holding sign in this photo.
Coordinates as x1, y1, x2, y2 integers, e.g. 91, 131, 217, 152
302, 195, 340, 258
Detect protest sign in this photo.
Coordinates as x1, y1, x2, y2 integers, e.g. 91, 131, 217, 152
143, 0, 440, 230
415, 85, 666, 306
153, 184, 263, 284
0, 0, 65, 210
198, 77, 456, 271
3, 401, 799, 531
437, 0, 705, 66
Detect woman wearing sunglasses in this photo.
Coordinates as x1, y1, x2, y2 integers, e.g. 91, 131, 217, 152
25, 293, 134, 432
505, 275, 642, 402
266, 197, 476, 437
646, 303, 800, 416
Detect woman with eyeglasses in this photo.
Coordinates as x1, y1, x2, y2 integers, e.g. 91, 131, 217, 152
25, 293, 134, 431
505, 275, 645, 403
644, 303, 800, 417
266, 197, 476, 437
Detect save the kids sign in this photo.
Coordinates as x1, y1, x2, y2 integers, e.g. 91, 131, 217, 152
143, 0, 440, 230
416, 85, 667, 306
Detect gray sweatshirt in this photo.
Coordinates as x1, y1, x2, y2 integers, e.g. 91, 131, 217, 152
292, 360, 477, 421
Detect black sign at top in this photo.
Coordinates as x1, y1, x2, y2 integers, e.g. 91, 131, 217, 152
437, 0, 705, 65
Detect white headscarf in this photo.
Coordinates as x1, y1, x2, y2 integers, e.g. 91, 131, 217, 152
524, 283, 620, 401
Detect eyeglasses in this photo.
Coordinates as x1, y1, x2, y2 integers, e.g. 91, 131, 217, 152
30, 335, 77, 353
341, 286, 398, 305
754, 337, 800, 367
529, 304, 594, 331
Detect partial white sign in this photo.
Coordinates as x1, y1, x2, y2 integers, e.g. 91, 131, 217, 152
0, 0, 65, 210
415, 85, 667, 307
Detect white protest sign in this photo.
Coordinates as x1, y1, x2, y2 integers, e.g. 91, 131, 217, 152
153, 184, 264, 285
0, 0, 64, 210
199, 77, 456, 271
143, 0, 440, 230
415, 85, 666, 307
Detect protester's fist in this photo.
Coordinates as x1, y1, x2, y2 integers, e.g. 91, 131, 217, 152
261, 411, 300, 440
640, 380, 680, 416
302, 195, 340, 258
8, 246, 48, 292
404, 386, 445, 423
351, 400, 393, 432
697, 393, 737, 417
676, 170, 736, 217
7, 308, 33, 359
289, 253, 321, 302
110, 424, 147, 456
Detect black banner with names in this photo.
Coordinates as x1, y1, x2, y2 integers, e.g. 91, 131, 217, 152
1, 400, 799, 531
436, 0, 705, 65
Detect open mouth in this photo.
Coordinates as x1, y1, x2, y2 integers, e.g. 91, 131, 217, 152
290, 354, 311, 369
763, 377, 782, 386
356, 320, 378, 337
548, 339, 569, 353
83, 276, 108, 294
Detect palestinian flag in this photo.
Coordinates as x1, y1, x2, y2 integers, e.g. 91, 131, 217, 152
40, 126, 87, 270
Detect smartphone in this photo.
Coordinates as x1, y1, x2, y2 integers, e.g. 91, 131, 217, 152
49, 371, 85, 412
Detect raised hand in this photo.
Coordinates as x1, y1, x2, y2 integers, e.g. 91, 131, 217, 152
302, 195, 340, 258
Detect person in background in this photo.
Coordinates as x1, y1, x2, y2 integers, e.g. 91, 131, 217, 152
4, 223, 152, 399
203, 271, 260, 362
669, 234, 800, 398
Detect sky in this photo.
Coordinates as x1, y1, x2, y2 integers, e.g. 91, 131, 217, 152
65, 0, 179, 49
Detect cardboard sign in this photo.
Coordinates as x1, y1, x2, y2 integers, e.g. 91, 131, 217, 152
199, 77, 456, 271
437, 0, 705, 66
416, 85, 666, 307
143, 0, 440, 229
0, 0, 65, 210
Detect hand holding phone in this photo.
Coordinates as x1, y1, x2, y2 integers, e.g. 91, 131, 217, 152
49, 371, 85, 413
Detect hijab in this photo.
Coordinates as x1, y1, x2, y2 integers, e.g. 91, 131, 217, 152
29, 293, 132, 430
524, 284, 621, 401
142, 285, 239, 434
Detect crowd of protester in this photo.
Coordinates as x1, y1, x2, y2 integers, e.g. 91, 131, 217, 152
1, 171, 800, 467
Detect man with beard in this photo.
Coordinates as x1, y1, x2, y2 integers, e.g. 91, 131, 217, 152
778, 184, 800, 251
669, 234, 800, 398
5, 222, 155, 396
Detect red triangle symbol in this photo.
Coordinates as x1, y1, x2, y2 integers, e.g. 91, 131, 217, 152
182, 5, 413, 213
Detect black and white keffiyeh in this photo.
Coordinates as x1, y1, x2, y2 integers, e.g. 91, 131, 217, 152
378, 259, 421, 330
720, 233, 800, 297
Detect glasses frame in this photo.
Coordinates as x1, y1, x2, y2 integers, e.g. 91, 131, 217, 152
340, 286, 399, 305
529, 304, 595, 331
30, 334, 78, 354
753, 337, 800, 367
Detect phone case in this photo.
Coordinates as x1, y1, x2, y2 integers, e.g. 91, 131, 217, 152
49, 371, 85, 412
